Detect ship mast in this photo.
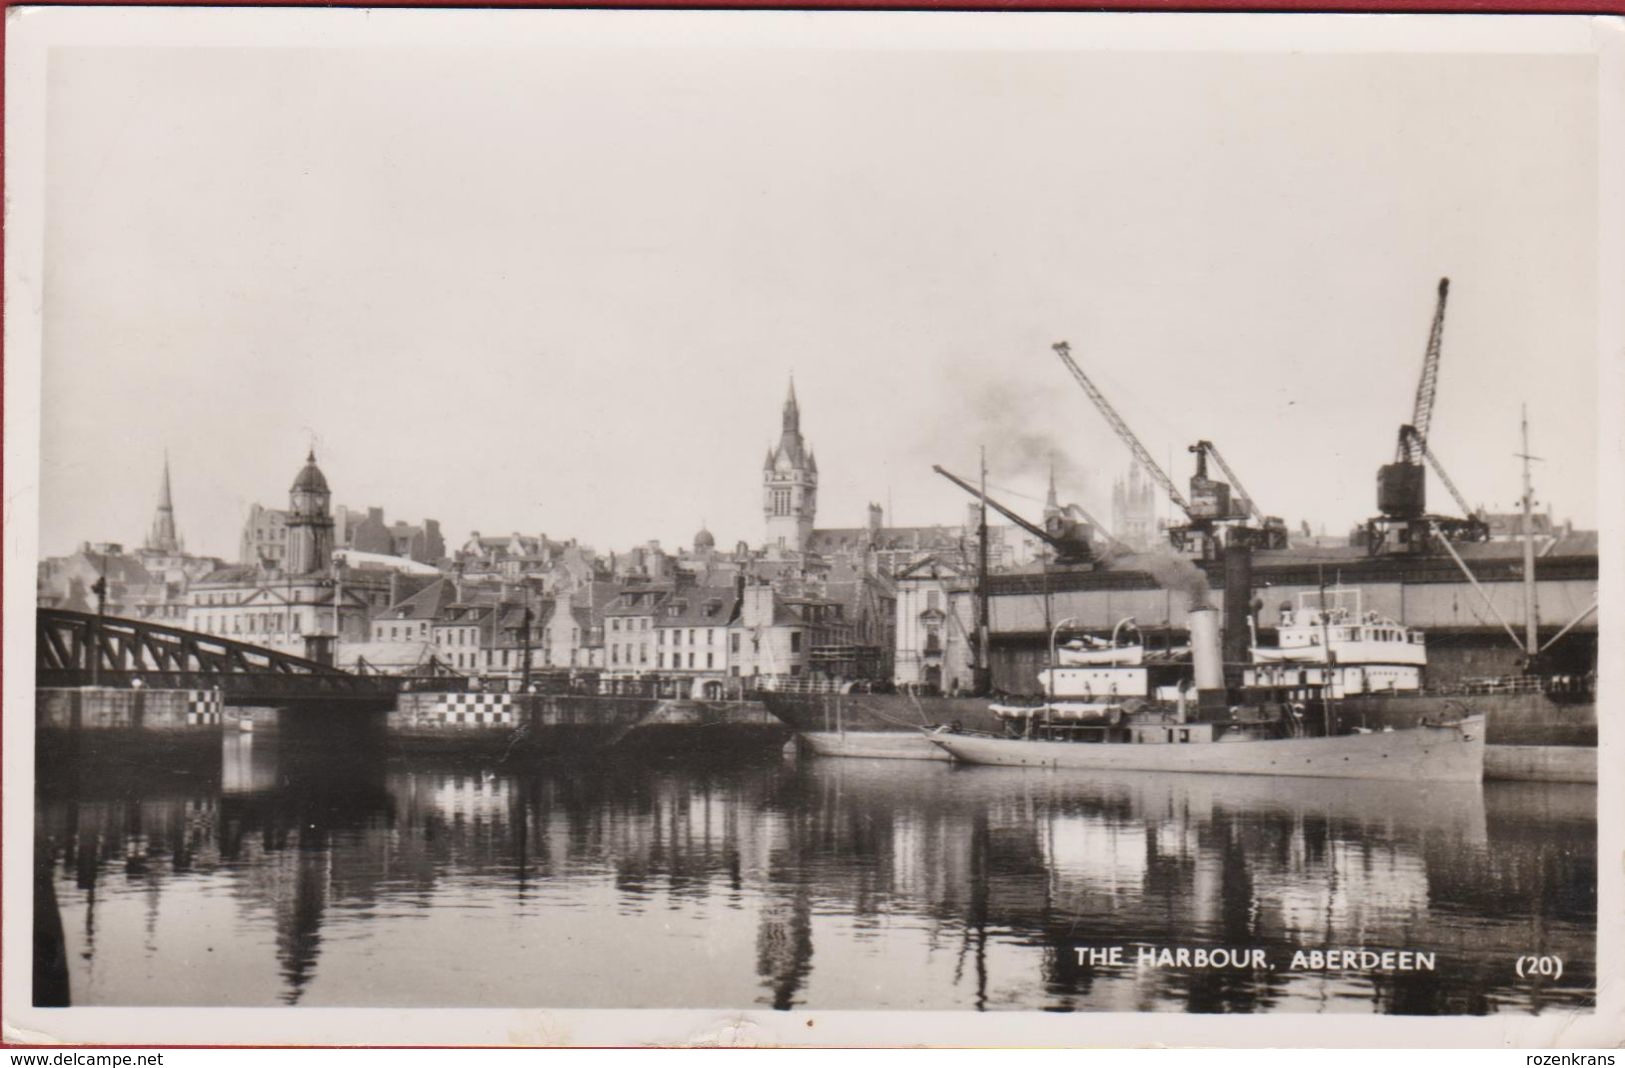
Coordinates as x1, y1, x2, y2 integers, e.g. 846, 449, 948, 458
1518, 405, 1541, 664
975, 445, 991, 695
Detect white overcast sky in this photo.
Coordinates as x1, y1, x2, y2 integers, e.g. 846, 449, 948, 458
25, 12, 1603, 560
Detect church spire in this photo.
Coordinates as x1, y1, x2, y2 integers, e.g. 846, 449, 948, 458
1043, 455, 1061, 524
146, 451, 180, 554
782, 375, 800, 434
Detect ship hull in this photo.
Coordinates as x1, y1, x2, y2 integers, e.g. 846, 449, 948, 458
926, 715, 1486, 784
760, 692, 1006, 732
796, 730, 950, 761
760, 692, 1009, 762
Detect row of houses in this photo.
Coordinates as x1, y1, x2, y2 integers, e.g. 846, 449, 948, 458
339, 571, 877, 688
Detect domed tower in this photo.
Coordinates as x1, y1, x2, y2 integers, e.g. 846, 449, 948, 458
284, 449, 335, 575
763, 378, 817, 553
694, 524, 716, 554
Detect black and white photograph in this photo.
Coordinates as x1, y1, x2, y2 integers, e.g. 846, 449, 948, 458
4, 6, 1620, 1048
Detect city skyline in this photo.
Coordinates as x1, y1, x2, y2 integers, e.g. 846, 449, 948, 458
32, 17, 1601, 562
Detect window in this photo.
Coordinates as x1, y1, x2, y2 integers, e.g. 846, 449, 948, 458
772, 488, 791, 516
706, 653, 714, 669
687, 653, 695, 668
927, 590, 940, 612
688, 629, 695, 644
730, 633, 740, 653
790, 631, 802, 653
658, 630, 665, 645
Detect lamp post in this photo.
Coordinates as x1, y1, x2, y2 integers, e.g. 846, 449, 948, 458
90, 554, 108, 688
332, 551, 345, 670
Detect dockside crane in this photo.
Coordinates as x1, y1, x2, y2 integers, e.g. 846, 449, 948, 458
1189, 440, 1290, 549
1367, 278, 1490, 555
933, 465, 1098, 566
1051, 342, 1285, 556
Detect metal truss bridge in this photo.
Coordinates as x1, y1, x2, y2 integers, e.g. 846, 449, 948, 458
36, 609, 408, 711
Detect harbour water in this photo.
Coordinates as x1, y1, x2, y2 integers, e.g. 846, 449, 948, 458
36, 728, 1595, 1014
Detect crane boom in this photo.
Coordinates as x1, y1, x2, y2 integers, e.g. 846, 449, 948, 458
933, 466, 1051, 544
932, 465, 1096, 564
1194, 440, 1265, 525
1063, 503, 1129, 555
1407, 427, 1476, 521
1401, 277, 1450, 462
1052, 341, 1190, 515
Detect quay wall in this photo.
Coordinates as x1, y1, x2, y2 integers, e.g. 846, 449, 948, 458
1343, 691, 1596, 747
1485, 745, 1597, 784
36, 687, 223, 773
389, 693, 787, 755
614, 699, 790, 755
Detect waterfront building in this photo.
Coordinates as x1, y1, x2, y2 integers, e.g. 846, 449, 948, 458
185, 565, 387, 655
729, 581, 854, 684
653, 585, 739, 678
189, 450, 392, 656
430, 602, 492, 674
602, 581, 671, 674
892, 555, 977, 694
370, 577, 458, 645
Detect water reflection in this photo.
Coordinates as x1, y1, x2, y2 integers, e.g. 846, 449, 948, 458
36, 733, 1594, 1013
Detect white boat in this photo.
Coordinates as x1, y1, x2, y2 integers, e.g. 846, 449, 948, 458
924, 714, 1486, 784
1247, 587, 1425, 698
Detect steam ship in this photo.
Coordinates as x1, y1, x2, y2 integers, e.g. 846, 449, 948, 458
1247, 587, 1594, 782
924, 603, 1486, 784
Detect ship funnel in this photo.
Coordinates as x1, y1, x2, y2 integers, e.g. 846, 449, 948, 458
1188, 606, 1224, 693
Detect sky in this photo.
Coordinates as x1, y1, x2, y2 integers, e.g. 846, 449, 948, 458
31, 16, 1601, 561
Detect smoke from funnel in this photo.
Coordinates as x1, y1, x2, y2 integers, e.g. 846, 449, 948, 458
913, 378, 1088, 491
1143, 550, 1211, 612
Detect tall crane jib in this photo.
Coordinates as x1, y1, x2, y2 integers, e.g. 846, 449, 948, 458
1368, 277, 1489, 554
1052, 341, 1287, 555
932, 465, 1096, 566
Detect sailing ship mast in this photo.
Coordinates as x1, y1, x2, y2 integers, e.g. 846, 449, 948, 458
975, 445, 992, 695
1518, 405, 1541, 664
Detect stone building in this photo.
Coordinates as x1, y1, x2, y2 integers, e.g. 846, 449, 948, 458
763, 380, 818, 555
602, 580, 671, 674
188, 450, 391, 658
729, 581, 853, 684
892, 554, 977, 693
284, 451, 337, 575
348, 507, 446, 564
653, 585, 738, 676
1112, 464, 1159, 551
